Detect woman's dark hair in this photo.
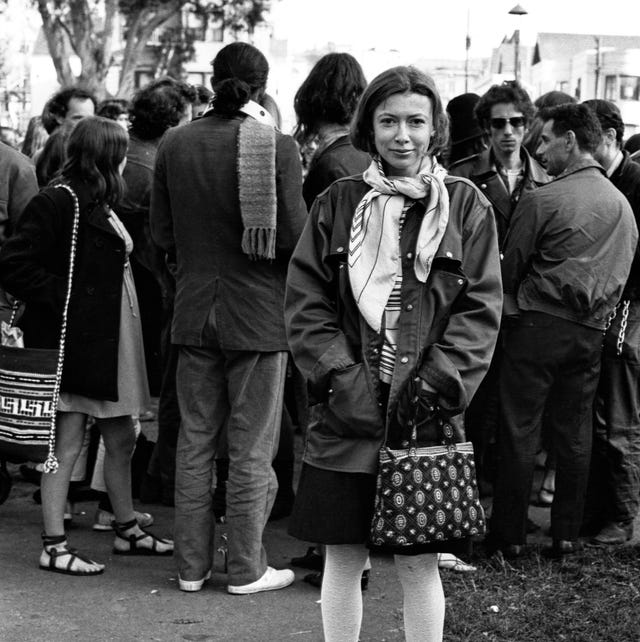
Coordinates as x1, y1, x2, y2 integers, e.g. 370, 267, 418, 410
475, 81, 535, 130
36, 120, 76, 187
130, 77, 195, 140
293, 53, 367, 144
61, 116, 128, 206
97, 98, 130, 121
211, 42, 269, 116
351, 66, 449, 158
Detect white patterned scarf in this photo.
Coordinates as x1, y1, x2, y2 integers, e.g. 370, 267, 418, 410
348, 156, 449, 332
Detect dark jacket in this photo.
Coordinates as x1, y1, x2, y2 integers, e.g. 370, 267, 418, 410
0, 182, 126, 400
302, 135, 370, 210
151, 112, 307, 350
502, 159, 638, 329
610, 151, 640, 300
449, 146, 549, 248
285, 175, 502, 474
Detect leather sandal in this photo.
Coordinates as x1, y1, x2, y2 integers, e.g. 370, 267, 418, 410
113, 522, 173, 556
40, 545, 104, 576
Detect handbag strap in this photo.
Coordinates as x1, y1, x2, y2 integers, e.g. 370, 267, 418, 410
42, 184, 81, 474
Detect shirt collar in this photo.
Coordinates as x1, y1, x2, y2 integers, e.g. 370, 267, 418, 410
239, 100, 275, 127
606, 150, 624, 178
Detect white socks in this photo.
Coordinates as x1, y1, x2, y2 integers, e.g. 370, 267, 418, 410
322, 544, 444, 642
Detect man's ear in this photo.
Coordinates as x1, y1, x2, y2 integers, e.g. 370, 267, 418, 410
565, 129, 577, 150
603, 127, 617, 145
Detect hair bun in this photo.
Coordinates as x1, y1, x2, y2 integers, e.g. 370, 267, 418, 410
213, 78, 251, 115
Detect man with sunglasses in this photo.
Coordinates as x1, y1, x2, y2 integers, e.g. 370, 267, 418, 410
449, 81, 549, 248
490, 103, 637, 559
450, 82, 550, 499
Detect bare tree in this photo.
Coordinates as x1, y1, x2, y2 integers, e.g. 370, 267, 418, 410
22, 0, 270, 100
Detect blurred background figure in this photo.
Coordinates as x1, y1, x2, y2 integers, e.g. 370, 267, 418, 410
35, 120, 76, 187
192, 84, 213, 119
293, 52, 369, 210
445, 92, 487, 169
116, 77, 196, 508
0, 126, 20, 149
21, 116, 49, 160
40, 87, 97, 135
97, 98, 131, 130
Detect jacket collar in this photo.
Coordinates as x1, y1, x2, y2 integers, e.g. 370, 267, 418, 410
469, 146, 547, 185
554, 157, 605, 181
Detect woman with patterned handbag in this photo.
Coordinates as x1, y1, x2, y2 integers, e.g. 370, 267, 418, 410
285, 66, 502, 641
0, 116, 173, 576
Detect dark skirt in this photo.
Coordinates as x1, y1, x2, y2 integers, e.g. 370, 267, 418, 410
289, 463, 472, 557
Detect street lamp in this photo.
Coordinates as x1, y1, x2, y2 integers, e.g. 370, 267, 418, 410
508, 4, 528, 83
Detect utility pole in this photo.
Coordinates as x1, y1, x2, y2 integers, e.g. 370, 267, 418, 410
508, 4, 528, 83
464, 8, 470, 92
594, 36, 601, 98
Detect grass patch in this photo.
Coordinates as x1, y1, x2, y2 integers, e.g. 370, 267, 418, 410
442, 544, 640, 641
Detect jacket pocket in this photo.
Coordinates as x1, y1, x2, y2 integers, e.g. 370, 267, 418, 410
325, 362, 383, 438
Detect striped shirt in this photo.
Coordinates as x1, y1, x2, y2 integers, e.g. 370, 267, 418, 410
379, 201, 411, 383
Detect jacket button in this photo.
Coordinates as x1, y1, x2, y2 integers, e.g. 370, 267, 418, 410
339, 264, 344, 269
500, 253, 504, 260
406, 252, 413, 259
406, 304, 414, 311
457, 279, 464, 285
336, 246, 344, 252
400, 356, 409, 364
328, 388, 334, 394
481, 184, 487, 189
445, 251, 453, 258
372, 347, 379, 354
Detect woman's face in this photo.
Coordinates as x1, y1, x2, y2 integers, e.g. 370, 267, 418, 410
372, 92, 433, 177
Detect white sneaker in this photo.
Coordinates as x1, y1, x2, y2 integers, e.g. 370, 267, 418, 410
227, 567, 295, 595
93, 508, 154, 531
179, 569, 212, 592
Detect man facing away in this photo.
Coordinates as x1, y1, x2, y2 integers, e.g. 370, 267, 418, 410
489, 103, 638, 559
581, 99, 640, 546
150, 43, 307, 595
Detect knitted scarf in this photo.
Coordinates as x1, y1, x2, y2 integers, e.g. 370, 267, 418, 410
348, 156, 449, 332
237, 101, 277, 260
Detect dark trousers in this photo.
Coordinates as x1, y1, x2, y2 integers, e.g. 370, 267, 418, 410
584, 300, 640, 527
491, 311, 603, 544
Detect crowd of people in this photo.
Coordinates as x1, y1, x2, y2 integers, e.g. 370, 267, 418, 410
2, 40, 640, 641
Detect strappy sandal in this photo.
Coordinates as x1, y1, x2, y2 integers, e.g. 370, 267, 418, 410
39, 537, 104, 576
113, 519, 173, 556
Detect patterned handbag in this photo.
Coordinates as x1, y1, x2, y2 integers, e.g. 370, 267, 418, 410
0, 184, 80, 472
369, 402, 486, 548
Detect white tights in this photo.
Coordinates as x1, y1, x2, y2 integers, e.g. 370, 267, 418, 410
322, 544, 444, 642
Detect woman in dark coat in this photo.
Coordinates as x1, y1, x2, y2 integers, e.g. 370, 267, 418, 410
285, 67, 502, 641
0, 116, 173, 575
294, 52, 370, 209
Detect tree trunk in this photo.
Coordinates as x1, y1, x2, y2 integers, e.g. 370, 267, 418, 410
35, 0, 75, 87
116, 1, 182, 98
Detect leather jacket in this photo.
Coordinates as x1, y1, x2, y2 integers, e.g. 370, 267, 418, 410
285, 175, 502, 474
449, 147, 549, 249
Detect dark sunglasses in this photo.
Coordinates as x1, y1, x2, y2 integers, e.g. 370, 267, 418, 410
490, 117, 526, 129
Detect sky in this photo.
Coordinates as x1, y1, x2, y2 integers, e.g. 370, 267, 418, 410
273, 0, 640, 61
